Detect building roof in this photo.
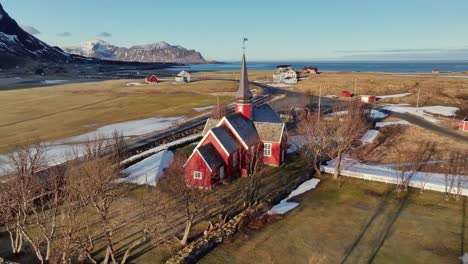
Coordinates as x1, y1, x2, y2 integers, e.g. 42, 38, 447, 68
177, 71, 190, 77
276, 65, 292, 68
253, 104, 282, 123
464, 116, 468, 122
210, 126, 238, 154
202, 118, 220, 136
224, 113, 259, 147
235, 54, 252, 102
198, 143, 224, 169
254, 122, 284, 142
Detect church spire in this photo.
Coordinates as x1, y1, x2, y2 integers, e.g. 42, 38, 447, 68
235, 53, 252, 102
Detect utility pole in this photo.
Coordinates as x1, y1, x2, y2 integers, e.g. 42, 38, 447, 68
416, 87, 421, 108
318, 83, 322, 125
354, 79, 357, 96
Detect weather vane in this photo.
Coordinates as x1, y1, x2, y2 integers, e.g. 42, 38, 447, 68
242, 37, 248, 54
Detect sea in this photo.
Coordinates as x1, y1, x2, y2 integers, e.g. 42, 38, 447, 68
172, 61, 468, 73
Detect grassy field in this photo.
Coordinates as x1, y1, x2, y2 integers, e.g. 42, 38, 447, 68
0, 79, 238, 152
291, 72, 468, 117
200, 176, 467, 264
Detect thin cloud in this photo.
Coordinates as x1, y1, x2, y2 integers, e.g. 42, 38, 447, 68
57, 32, 72, 37
22, 25, 40, 35
98, 32, 112, 38
335, 48, 444, 53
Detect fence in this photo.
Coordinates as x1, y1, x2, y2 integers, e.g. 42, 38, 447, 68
321, 165, 468, 197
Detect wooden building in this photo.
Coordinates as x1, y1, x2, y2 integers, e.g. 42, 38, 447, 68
184, 54, 286, 188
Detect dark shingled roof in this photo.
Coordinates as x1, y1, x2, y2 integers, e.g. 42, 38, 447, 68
464, 116, 468, 122
235, 54, 252, 102
254, 122, 284, 142
224, 113, 259, 147
202, 118, 220, 136
211, 126, 238, 154
198, 143, 224, 169
253, 104, 282, 123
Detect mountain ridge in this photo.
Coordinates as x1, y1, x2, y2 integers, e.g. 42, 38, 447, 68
63, 39, 207, 64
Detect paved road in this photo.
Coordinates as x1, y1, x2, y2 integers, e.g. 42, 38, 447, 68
375, 106, 468, 142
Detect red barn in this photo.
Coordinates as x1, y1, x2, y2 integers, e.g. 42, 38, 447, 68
301, 66, 318, 74
341, 91, 352, 98
463, 117, 468, 132
184, 53, 286, 188
145, 74, 159, 84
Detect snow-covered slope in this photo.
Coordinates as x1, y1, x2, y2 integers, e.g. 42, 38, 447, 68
0, 3, 70, 62
63, 40, 207, 64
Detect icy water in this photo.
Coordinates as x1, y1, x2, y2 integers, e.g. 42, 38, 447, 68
172, 61, 468, 73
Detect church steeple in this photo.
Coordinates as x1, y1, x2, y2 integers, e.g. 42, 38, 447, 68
234, 51, 253, 120
235, 54, 253, 103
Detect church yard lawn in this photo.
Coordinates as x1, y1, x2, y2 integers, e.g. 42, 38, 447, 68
200, 176, 467, 264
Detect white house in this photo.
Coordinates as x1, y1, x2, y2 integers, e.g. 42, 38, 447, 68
175, 71, 191, 83
273, 69, 298, 84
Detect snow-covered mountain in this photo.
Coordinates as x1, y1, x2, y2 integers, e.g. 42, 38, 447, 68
0, 3, 70, 62
63, 40, 207, 64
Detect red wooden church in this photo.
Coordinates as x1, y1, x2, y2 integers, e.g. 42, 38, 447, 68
184, 54, 286, 188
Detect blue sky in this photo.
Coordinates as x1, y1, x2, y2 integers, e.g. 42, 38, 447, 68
2, 0, 468, 61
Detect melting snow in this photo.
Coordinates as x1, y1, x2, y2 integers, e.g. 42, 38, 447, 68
126, 82, 143, 86
42, 80, 68, 84
0, 117, 185, 175
361, 130, 380, 144
381, 104, 459, 123
268, 178, 320, 215
376, 93, 412, 99
375, 120, 411, 127
192, 105, 214, 112
118, 150, 174, 186
460, 253, 468, 264
370, 110, 387, 119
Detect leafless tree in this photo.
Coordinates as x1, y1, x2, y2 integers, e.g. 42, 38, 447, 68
448, 152, 467, 201
210, 102, 227, 120
159, 153, 207, 246
295, 113, 335, 177
111, 130, 127, 163
418, 163, 435, 194
328, 100, 371, 180
394, 143, 435, 193
242, 143, 265, 208
0, 180, 24, 255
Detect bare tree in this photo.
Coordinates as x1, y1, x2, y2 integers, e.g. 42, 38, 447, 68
295, 113, 334, 177
328, 100, 371, 180
449, 152, 467, 201
210, 102, 227, 120
111, 130, 127, 163
159, 153, 207, 246
242, 143, 265, 208
395, 143, 435, 193
0, 180, 24, 255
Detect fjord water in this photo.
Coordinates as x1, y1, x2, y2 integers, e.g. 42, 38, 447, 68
175, 61, 468, 73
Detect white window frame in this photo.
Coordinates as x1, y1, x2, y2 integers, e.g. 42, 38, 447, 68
264, 143, 272, 157
193, 171, 203, 180
233, 154, 238, 167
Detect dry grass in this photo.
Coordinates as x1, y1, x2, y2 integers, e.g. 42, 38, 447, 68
0, 79, 238, 152
200, 177, 466, 264
359, 122, 468, 166
293, 72, 468, 117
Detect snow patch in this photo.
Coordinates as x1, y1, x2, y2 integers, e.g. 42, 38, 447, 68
361, 130, 380, 144
375, 120, 411, 127
121, 133, 202, 165
268, 178, 320, 215
370, 110, 387, 119
126, 82, 142, 86
381, 104, 459, 123
376, 93, 412, 99
192, 105, 214, 112
460, 253, 468, 264
118, 150, 174, 186
42, 80, 68, 84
